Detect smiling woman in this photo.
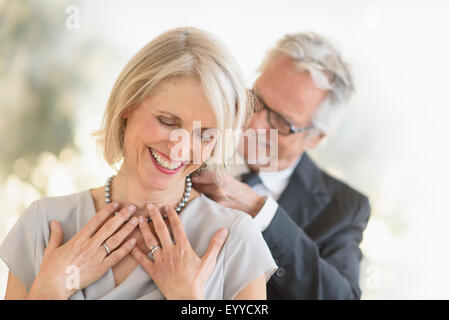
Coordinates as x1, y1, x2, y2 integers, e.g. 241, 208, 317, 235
0, 26, 277, 300
96, 27, 252, 175
117, 77, 220, 192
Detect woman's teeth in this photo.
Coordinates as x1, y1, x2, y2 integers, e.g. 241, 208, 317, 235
150, 147, 182, 170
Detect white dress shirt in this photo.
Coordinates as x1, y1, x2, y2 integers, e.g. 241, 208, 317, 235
230, 154, 302, 231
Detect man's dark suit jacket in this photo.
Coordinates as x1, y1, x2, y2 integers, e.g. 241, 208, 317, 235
260, 152, 370, 299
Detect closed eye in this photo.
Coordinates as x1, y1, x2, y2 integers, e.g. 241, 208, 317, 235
157, 116, 178, 127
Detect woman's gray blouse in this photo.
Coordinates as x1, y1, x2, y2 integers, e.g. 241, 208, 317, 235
0, 190, 277, 299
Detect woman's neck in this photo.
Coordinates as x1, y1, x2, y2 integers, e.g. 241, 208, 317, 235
108, 169, 192, 216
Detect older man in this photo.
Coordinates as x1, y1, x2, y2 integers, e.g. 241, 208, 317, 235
192, 32, 371, 300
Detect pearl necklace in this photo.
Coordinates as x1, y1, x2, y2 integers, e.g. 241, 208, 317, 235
104, 175, 192, 219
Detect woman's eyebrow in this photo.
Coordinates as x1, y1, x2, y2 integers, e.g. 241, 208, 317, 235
156, 109, 181, 121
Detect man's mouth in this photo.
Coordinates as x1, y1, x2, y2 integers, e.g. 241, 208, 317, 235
149, 146, 186, 174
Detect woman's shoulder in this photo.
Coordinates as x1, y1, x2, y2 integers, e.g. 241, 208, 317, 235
190, 193, 254, 230
184, 193, 265, 265
23, 190, 94, 224
30, 190, 90, 212
193, 195, 278, 299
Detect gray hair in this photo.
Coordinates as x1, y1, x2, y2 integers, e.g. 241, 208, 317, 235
259, 32, 355, 137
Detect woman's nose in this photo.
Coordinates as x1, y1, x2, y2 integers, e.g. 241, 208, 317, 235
167, 131, 204, 162
166, 133, 191, 161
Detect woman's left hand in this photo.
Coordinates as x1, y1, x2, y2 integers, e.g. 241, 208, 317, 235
131, 203, 228, 300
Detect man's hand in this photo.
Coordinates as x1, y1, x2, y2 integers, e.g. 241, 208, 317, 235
191, 171, 266, 218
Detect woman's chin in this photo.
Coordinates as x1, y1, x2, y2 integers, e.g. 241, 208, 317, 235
141, 165, 190, 191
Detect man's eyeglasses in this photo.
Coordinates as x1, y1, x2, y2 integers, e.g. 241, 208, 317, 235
250, 89, 314, 136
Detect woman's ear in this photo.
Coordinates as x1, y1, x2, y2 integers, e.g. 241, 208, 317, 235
122, 103, 138, 119
121, 108, 130, 119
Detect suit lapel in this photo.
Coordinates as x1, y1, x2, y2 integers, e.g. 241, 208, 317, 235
278, 153, 331, 228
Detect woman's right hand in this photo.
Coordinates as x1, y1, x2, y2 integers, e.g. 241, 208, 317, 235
27, 202, 139, 300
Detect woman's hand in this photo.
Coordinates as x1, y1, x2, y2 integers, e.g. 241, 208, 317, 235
131, 203, 228, 300
27, 202, 139, 300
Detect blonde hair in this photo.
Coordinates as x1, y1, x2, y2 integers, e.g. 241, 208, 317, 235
94, 27, 251, 175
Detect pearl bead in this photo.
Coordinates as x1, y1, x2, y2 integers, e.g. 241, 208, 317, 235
104, 175, 191, 214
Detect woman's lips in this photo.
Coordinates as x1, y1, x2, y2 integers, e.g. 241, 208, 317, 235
149, 147, 186, 175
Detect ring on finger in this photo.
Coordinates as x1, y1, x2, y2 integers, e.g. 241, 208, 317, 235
102, 242, 112, 256
149, 245, 161, 255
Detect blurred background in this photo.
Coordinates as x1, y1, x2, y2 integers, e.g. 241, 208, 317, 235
1, 0, 448, 299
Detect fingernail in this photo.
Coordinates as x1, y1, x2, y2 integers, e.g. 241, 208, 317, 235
146, 203, 153, 210
138, 216, 144, 224
130, 217, 138, 225
112, 202, 119, 209
51, 221, 56, 230
130, 238, 136, 245
128, 205, 136, 213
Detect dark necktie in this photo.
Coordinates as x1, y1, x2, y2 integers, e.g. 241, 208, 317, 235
240, 170, 262, 188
